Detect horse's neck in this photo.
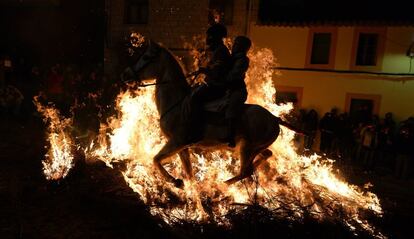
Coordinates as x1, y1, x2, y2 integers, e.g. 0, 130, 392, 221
155, 59, 189, 118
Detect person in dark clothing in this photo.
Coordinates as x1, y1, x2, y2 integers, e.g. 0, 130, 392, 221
188, 23, 231, 142
191, 23, 231, 99
377, 113, 396, 169
319, 108, 338, 155
224, 36, 251, 147
394, 121, 414, 179
336, 112, 353, 161
303, 109, 318, 150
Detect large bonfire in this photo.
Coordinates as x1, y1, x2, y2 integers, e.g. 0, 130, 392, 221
35, 37, 385, 238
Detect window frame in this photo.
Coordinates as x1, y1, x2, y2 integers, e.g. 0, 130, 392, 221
350, 27, 387, 72
305, 27, 337, 69
275, 85, 303, 108
124, 0, 149, 25
344, 93, 381, 116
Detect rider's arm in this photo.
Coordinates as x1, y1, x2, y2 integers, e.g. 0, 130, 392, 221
227, 56, 249, 85
204, 45, 230, 84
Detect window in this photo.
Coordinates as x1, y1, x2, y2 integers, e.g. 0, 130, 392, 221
125, 0, 149, 24
310, 33, 331, 65
276, 92, 298, 105
275, 86, 303, 107
305, 28, 337, 69
356, 33, 379, 66
345, 93, 381, 124
350, 28, 386, 71
208, 0, 234, 25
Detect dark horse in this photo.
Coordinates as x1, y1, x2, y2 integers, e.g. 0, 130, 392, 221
122, 39, 301, 187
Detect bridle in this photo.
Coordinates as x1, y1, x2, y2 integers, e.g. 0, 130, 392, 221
125, 40, 169, 87
125, 40, 186, 120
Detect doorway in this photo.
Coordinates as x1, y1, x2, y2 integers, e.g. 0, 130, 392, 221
345, 93, 381, 125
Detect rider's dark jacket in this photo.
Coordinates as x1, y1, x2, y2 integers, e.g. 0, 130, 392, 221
226, 52, 249, 91
204, 43, 231, 88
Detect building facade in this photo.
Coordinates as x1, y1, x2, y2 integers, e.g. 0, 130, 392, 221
105, 0, 256, 74
106, 0, 414, 121
250, 23, 414, 121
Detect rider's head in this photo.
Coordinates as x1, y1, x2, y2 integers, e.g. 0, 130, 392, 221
232, 36, 251, 55
206, 23, 227, 50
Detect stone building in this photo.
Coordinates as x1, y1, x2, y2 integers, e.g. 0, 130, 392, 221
104, 0, 257, 74
105, 0, 414, 122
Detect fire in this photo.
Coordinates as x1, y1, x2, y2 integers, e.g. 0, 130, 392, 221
34, 96, 74, 180
37, 45, 385, 237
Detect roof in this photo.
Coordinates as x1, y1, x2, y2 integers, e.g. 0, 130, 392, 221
258, 0, 414, 26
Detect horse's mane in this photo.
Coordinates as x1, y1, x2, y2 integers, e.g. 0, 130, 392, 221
155, 42, 191, 93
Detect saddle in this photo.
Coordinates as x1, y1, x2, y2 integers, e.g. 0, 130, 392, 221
203, 91, 230, 113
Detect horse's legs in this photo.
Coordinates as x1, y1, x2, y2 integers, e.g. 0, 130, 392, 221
178, 148, 193, 179
153, 140, 186, 187
225, 142, 256, 185
252, 149, 273, 170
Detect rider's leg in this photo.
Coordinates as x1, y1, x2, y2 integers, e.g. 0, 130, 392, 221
225, 89, 247, 147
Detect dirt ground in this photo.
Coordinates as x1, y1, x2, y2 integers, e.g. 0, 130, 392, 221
1, 117, 413, 239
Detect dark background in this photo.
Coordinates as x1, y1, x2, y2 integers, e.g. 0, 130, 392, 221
0, 0, 104, 66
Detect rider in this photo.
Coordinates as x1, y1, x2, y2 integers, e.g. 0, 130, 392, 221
188, 23, 231, 143
224, 36, 251, 147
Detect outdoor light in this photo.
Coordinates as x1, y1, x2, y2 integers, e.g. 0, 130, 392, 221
407, 42, 414, 57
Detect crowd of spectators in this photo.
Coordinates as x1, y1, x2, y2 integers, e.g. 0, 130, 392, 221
0, 57, 111, 135
293, 107, 414, 180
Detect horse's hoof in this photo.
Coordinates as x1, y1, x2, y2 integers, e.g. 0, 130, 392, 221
173, 178, 184, 188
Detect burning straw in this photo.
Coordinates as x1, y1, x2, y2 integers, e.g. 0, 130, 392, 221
37, 41, 385, 238
34, 96, 74, 180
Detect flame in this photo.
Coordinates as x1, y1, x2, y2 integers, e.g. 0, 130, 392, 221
37, 44, 385, 237
34, 96, 74, 180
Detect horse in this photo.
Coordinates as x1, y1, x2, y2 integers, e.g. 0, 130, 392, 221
121, 39, 301, 187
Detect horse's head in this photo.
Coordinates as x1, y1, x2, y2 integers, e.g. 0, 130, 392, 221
121, 33, 162, 84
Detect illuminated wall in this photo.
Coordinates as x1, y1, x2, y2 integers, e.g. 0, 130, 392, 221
250, 25, 414, 121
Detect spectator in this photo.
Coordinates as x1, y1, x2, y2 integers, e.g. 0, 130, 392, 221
377, 113, 396, 170
303, 109, 318, 150
394, 118, 414, 179
319, 108, 338, 155
360, 123, 378, 173
337, 112, 353, 162
46, 64, 64, 105
0, 84, 24, 117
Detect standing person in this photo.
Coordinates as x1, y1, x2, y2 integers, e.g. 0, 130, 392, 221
377, 113, 396, 170
319, 109, 337, 155
337, 112, 353, 161
224, 36, 251, 147
303, 109, 318, 151
46, 64, 64, 105
360, 123, 378, 173
394, 118, 414, 179
188, 23, 231, 143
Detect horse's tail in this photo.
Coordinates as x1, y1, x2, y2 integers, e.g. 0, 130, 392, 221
275, 116, 308, 136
